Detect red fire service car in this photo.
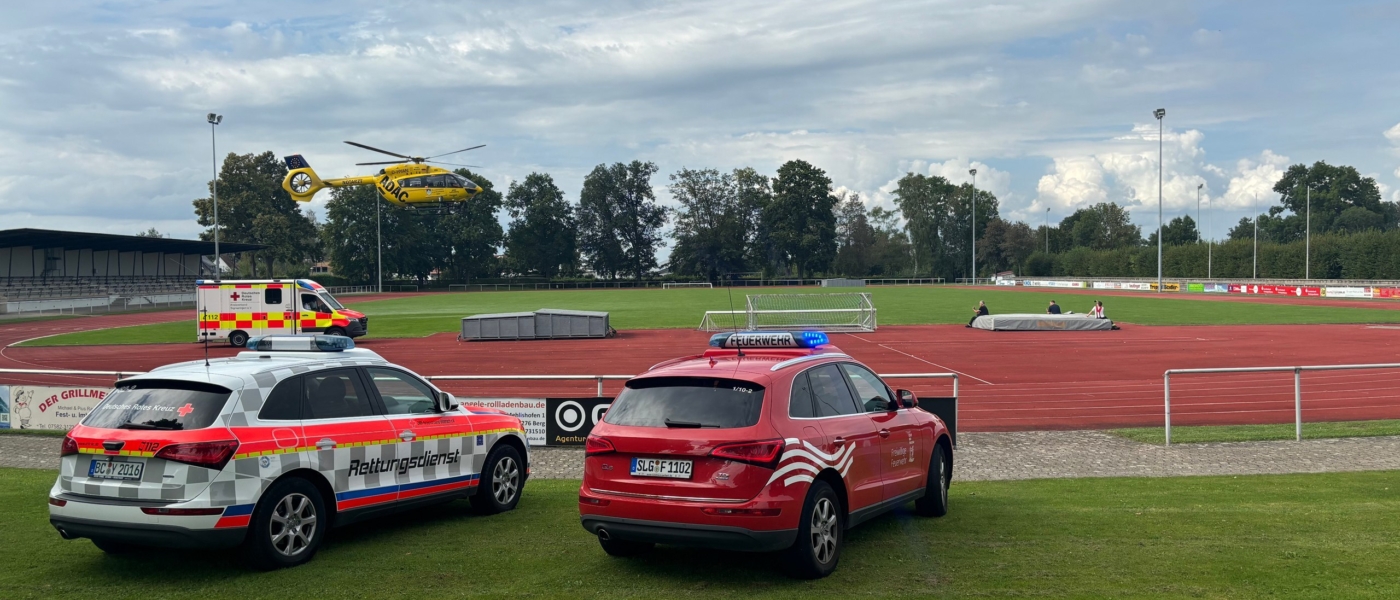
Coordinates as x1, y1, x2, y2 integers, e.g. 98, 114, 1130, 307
48, 335, 529, 570
579, 331, 952, 578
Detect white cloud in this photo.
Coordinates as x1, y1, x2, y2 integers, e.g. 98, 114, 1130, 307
1385, 122, 1400, 144
1222, 150, 1288, 210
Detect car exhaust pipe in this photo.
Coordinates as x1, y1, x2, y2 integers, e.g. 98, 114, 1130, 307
597, 527, 611, 541
55, 527, 75, 540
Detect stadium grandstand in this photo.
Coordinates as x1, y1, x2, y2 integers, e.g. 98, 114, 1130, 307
0, 228, 263, 316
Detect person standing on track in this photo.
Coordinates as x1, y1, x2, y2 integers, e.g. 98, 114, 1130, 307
1047, 300, 1062, 315
968, 300, 989, 327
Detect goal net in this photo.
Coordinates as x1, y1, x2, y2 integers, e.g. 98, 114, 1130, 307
698, 293, 877, 332
663, 282, 714, 289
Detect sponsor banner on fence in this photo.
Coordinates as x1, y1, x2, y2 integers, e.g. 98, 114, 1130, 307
1324, 286, 1372, 299
545, 397, 614, 446
5, 385, 108, 430
0, 385, 9, 429
1022, 280, 1086, 289
1231, 284, 1321, 297
1187, 283, 1205, 292
1376, 288, 1400, 299
459, 398, 548, 445
1149, 283, 1182, 292
1091, 281, 1153, 291
995, 279, 1018, 286
1204, 283, 1229, 293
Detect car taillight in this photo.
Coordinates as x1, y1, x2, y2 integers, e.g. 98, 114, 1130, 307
140, 507, 224, 516
710, 439, 784, 469
579, 496, 611, 506
60, 436, 79, 457
154, 440, 239, 471
49, 497, 67, 507
585, 436, 615, 455
702, 507, 781, 517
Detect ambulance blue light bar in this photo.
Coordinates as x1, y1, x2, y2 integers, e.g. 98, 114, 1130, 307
246, 335, 354, 352
709, 331, 829, 349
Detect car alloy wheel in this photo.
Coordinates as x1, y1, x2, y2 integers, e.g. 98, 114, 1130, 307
492, 456, 520, 505
810, 496, 839, 565
269, 492, 317, 557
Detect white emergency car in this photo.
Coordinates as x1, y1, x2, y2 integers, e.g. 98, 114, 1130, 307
48, 335, 528, 570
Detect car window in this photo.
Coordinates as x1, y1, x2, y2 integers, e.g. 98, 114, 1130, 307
301, 293, 329, 313
303, 369, 375, 419
259, 375, 303, 420
605, 377, 764, 429
809, 364, 860, 417
82, 379, 232, 430
367, 368, 438, 415
264, 287, 283, 306
841, 364, 892, 412
789, 371, 816, 418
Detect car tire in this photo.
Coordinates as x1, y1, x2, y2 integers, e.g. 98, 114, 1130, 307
241, 477, 327, 571
598, 536, 653, 557
228, 330, 250, 348
781, 479, 842, 579
469, 444, 524, 515
914, 443, 950, 517
324, 326, 347, 338
91, 538, 137, 554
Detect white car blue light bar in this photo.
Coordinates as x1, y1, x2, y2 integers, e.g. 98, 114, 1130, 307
709, 331, 829, 349
246, 335, 354, 352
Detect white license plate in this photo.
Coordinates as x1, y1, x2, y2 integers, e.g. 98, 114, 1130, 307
630, 458, 693, 479
89, 459, 144, 481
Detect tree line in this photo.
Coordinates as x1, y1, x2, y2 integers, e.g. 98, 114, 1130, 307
191, 154, 1398, 282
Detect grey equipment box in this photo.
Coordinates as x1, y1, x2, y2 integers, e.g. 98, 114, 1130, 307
460, 309, 613, 341
460, 312, 538, 341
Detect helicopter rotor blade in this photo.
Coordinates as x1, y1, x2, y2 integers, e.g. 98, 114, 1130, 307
427, 144, 485, 159
344, 141, 412, 159
356, 160, 411, 166
427, 161, 482, 168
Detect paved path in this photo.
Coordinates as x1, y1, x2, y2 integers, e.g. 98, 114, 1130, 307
9, 431, 1400, 480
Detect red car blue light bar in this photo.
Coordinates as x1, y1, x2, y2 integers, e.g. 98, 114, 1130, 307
709, 331, 829, 349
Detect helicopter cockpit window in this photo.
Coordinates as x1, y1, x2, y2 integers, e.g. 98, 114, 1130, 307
453, 174, 476, 189
403, 177, 425, 188
427, 175, 451, 188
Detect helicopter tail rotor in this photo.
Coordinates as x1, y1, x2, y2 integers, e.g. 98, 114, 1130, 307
281, 155, 326, 202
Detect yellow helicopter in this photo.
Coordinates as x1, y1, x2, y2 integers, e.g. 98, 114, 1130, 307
281, 141, 486, 207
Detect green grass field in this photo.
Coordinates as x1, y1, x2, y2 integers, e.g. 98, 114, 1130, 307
3, 468, 1400, 598
1113, 419, 1400, 445
18, 286, 1400, 347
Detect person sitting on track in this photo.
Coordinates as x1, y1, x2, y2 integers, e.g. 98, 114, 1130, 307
1047, 300, 1062, 315
1089, 301, 1105, 319
967, 300, 989, 327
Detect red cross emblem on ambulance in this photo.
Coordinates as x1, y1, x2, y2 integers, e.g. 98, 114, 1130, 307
177, 403, 194, 418
230, 292, 241, 301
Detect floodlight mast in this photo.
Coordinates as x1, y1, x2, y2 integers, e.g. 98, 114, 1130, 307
1154, 108, 1165, 292
969, 168, 978, 284
207, 113, 222, 282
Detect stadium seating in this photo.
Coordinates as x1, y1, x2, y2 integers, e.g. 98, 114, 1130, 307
0, 276, 193, 302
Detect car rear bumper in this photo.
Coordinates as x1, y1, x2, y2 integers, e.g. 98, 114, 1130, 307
581, 515, 796, 552
51, 515, 246, 549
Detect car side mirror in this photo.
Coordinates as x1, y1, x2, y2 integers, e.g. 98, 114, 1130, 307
898, 389, 918, 409
437, 391, 456, 412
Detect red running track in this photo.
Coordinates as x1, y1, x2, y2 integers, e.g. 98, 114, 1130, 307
6, 310, 1400, 431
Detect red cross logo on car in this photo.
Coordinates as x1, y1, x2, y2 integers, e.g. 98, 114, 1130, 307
177, 403, 194, 418
230, 292, 241, 301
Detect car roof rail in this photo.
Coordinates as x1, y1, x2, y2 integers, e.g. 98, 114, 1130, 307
770, 353, 850, 372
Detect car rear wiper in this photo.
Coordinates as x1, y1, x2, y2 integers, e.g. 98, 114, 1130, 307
664, 418, 706, 428
118, 423, 180, 430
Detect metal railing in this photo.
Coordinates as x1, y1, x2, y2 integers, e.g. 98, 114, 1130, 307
1163, 363, 1400, 445
0, 369, 957, 399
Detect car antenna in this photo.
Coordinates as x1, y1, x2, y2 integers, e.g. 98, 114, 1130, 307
725, 274, 743, 357
201, 307, 210, 368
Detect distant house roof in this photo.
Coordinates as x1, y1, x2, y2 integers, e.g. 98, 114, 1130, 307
0, 228, 264, 255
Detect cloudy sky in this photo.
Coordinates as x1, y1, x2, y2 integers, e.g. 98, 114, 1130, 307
2, 0, 1398, 250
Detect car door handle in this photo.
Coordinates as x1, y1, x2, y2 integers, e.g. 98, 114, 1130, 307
316, 438, 336, 450
878, 429, 891, 438
831, 437, 846, 446
399, 430, 416, 441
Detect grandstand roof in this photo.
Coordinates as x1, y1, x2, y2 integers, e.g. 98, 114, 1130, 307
0, 228, 264, 255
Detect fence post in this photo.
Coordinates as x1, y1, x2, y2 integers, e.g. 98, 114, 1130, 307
952, 375, 959, 399
1294, 367, 1302, 441
596, 376, 603, 398
1164, 371, 1172, 446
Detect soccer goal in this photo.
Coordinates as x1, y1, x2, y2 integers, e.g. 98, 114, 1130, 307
698, 293, 877, 332
663, 282, 714, 289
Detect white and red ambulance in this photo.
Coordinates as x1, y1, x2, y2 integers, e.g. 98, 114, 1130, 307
196, 279, 367, 347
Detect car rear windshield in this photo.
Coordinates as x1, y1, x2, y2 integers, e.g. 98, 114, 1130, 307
81, 379, 233, 431
604, 377, 765, 429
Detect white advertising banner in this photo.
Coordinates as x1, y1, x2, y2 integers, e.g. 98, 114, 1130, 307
995, 279, 1018, 286
1091, 281, 1153, 291
1023, 280, 1087, 289
0, 385, 9, 429
6, 385, 109, 430
458, 398, 547, 446
1324, 287, 1372, 299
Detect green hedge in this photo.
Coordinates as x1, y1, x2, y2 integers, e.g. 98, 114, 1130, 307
1039, 231, 1400, 280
